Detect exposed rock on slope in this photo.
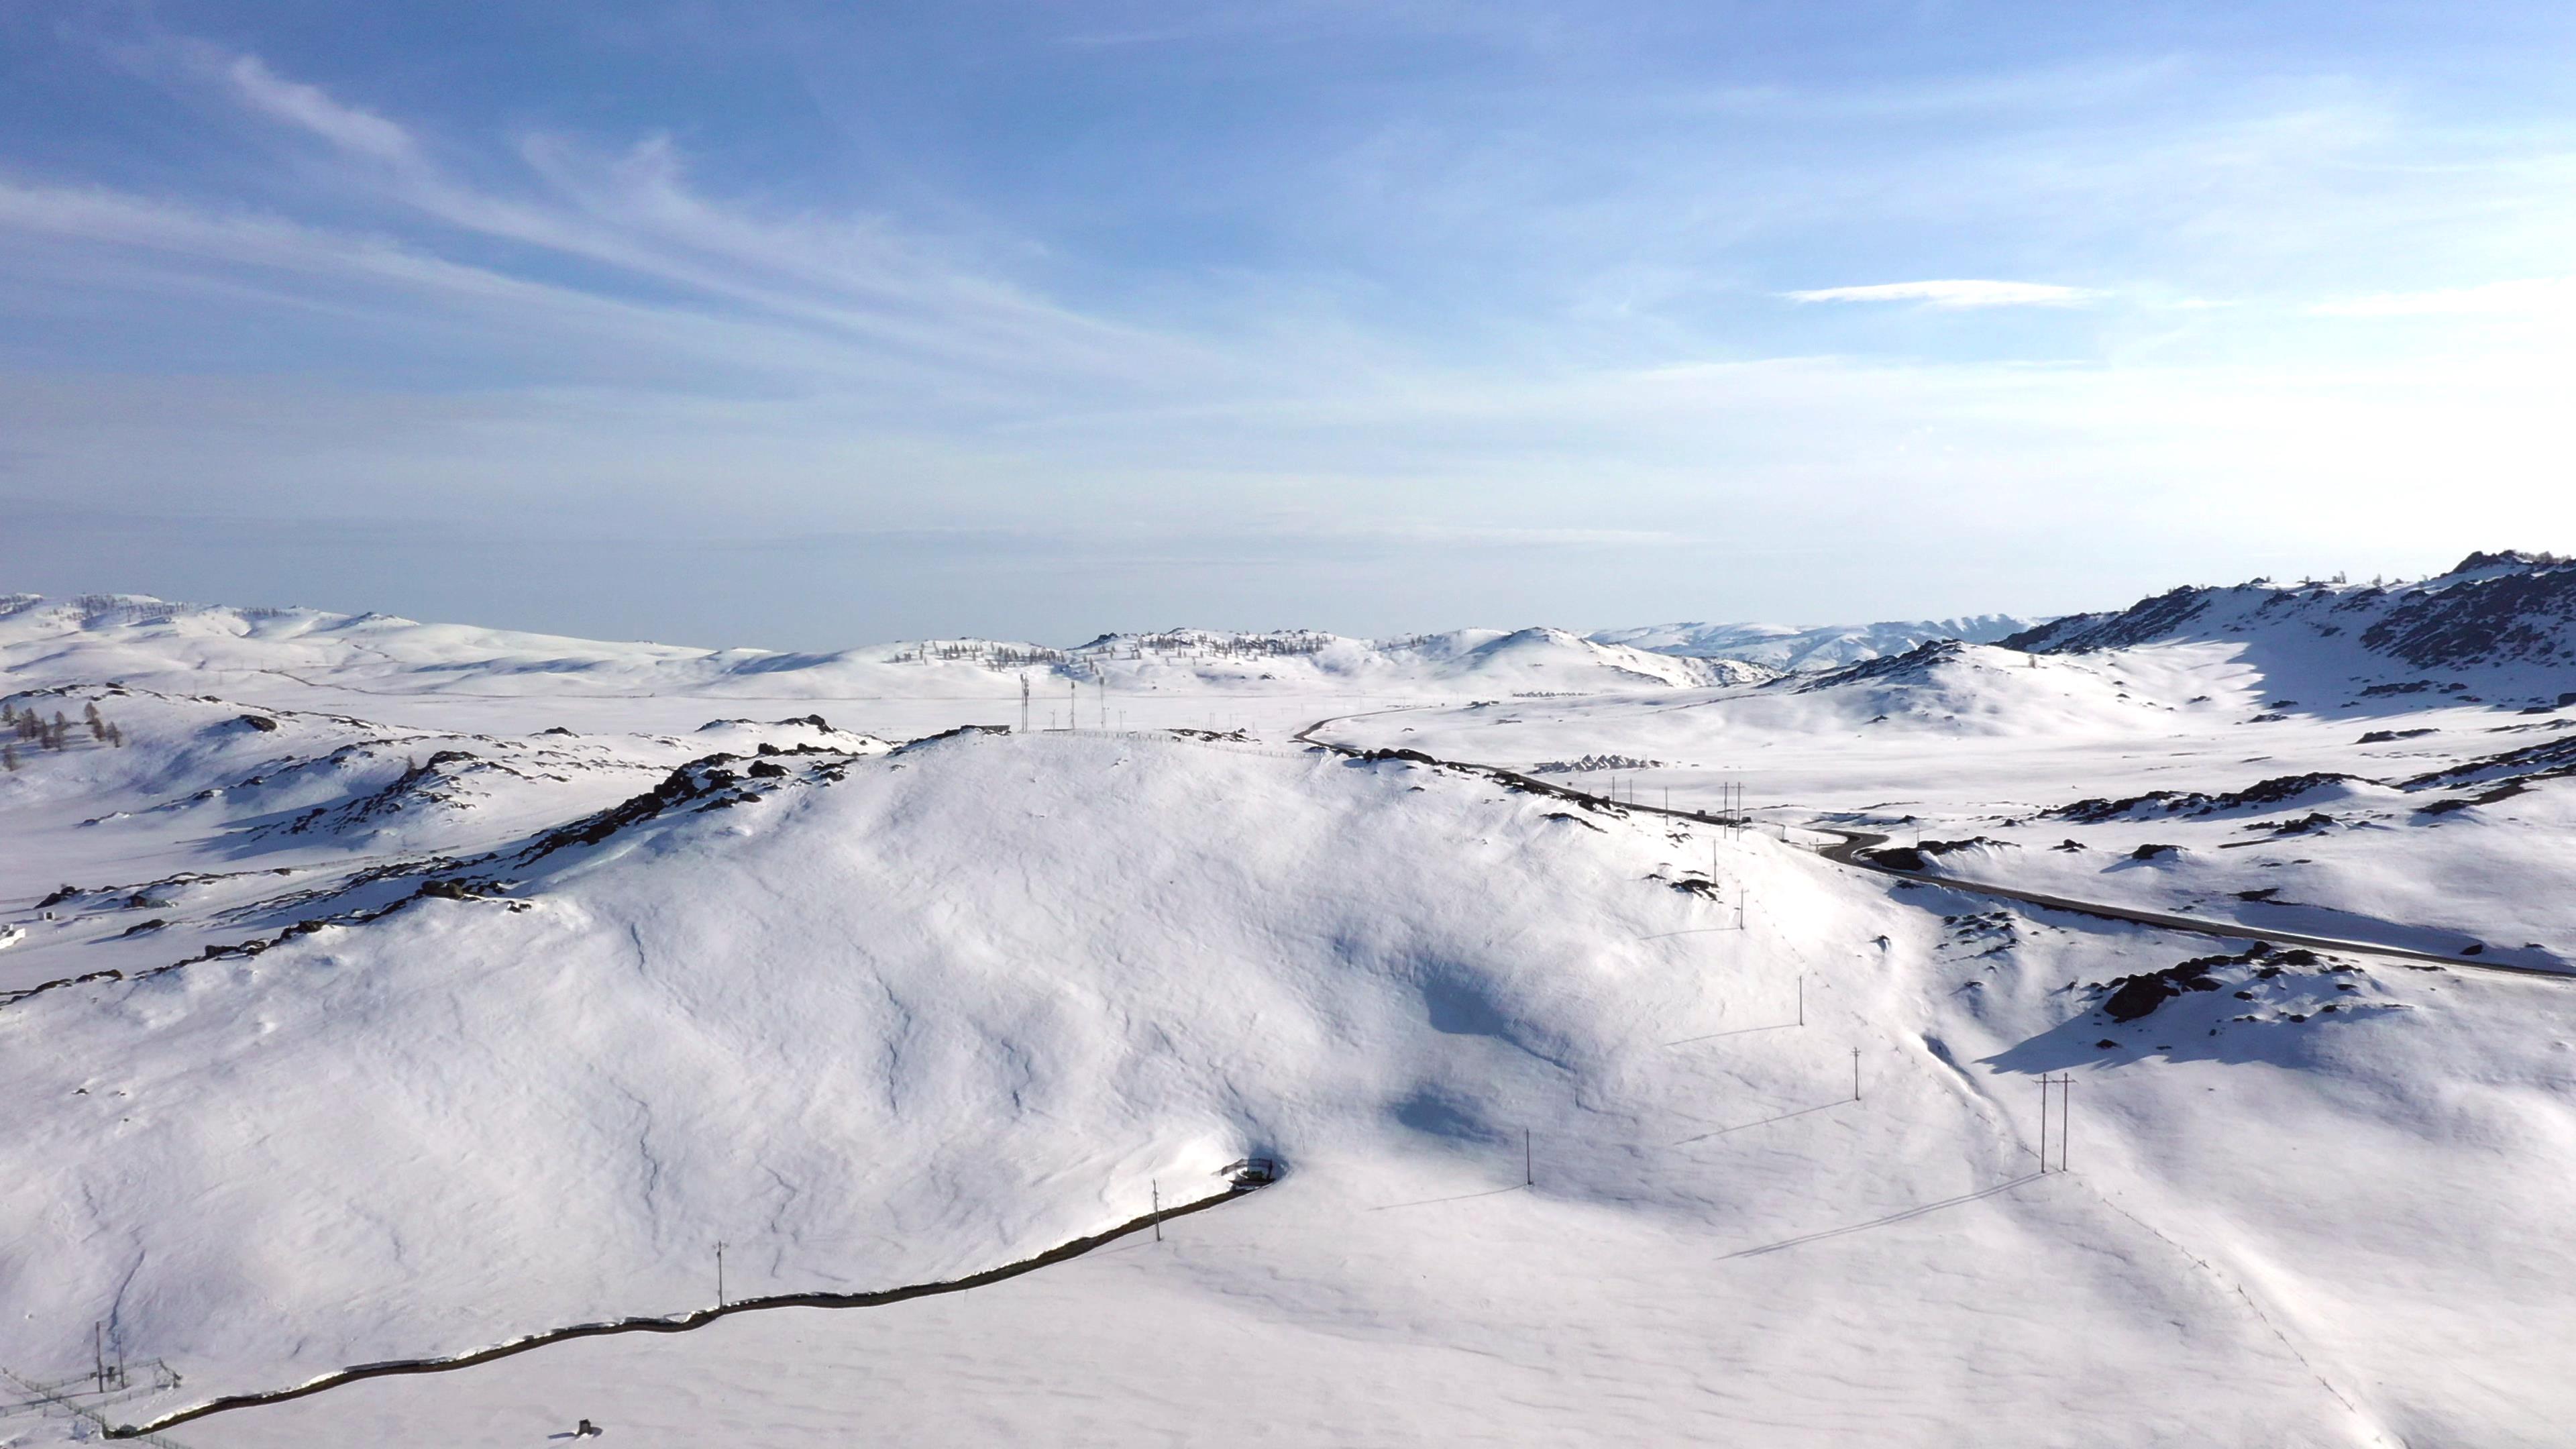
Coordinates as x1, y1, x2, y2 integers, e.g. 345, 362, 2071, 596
2004, 553, 2576, 691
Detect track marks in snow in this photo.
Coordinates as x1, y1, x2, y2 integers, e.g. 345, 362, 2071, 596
2074, 1184, 2400, 1446
610, 1084, 667, 1227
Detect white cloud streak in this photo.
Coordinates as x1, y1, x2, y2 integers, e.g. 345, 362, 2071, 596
1783, 280, 2104, 308
223, 52, 419, 164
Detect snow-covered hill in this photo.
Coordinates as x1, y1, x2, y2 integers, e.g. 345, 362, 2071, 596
10, 702, 2575, 1446
9, 577, 2576, 1446
2004, 551, 2576, 704
0, 598, 1764, 722
1592, 614, 2043, 670
0, 684, 888, 998
1324, 602, 2576, 981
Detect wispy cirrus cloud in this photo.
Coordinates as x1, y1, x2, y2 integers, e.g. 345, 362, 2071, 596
1783, 280, 2104, 309
7, 42, 1216, 402
221, 52, 418, 164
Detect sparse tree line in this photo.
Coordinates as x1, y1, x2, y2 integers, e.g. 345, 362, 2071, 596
1, 699, 125, 769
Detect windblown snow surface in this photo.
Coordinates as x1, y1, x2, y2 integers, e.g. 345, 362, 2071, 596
5, 571, 2576, 1447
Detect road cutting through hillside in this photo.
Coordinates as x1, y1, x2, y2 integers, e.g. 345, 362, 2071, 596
1292, 714, 2576, 985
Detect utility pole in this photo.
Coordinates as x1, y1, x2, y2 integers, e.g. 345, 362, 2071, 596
1020, 673, 1030, 734
1851, 1048, 1862, 1102
2059, 1077, 2071, 1171
715, 1240, 727, 1307
2039, 1077, 2050, 1174
1068, 680, 1077, 731
1151, 1179, 1162, 1242
95, 1322, 104, 1393
1523, 1128, 1534, 1187
1796, 973, 1804, 1026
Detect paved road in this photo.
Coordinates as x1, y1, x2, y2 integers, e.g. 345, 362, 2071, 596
1296, 713, 2573, 985
1807, 828, 2576, 980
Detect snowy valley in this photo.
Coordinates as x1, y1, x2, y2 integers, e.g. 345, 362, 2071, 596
5, 561, 2575, 1448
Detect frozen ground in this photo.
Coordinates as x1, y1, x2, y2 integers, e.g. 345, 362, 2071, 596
5, 584, 2575, 1447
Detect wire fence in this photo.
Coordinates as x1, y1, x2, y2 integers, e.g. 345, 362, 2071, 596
1, 1360, 195, 1447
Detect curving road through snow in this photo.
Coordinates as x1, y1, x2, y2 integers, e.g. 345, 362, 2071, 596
1295, 712, 2576, 985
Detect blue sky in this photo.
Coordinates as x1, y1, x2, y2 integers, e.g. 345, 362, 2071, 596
3, 1, 2573, 647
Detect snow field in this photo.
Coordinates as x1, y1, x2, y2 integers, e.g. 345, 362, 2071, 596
3, 731, 1896, 1422
10, 576, 2576, 1444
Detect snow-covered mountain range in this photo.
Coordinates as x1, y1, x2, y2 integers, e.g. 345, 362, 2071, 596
2001, 550, 2576, 702
0, 596, 1768, 704
1590, 614, 2043, 669
9, 557, 2576, 1447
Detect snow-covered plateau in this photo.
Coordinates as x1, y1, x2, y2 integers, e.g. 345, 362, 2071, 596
5, 560, 2575, 1448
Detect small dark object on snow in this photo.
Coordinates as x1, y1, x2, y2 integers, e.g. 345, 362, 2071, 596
2096, 1038, 2119, 1049
1220, 1157, 1281, 1187
2461, 943, 2485, 955
2237, 887, 2281, 902
2129, 843, 2181, 861
576, 1419, 602, 1438
2055, 839, 2087, 851
235, 713, 278, 731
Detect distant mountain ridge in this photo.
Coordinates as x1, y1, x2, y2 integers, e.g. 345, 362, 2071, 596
2007, 553, 2576, 666
1589, 615, 2043, 671
2002, 551, 2576, 704
0, 596, 1770, 699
